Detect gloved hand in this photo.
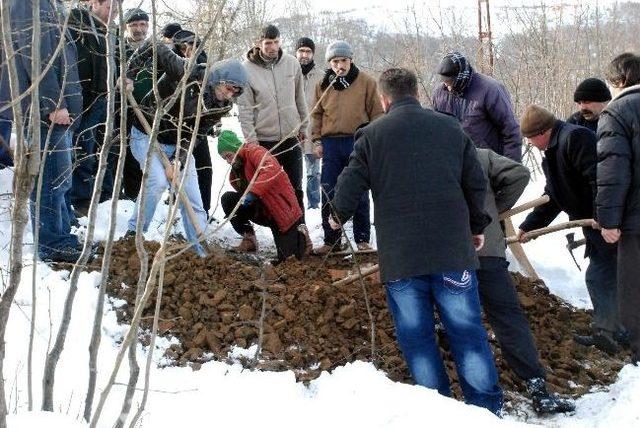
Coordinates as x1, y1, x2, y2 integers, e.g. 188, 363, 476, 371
242, 192, 257, 207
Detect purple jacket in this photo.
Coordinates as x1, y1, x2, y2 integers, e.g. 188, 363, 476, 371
431, 72, 522, 162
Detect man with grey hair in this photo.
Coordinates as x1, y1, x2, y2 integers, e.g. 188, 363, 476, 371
311, 40, 383, 254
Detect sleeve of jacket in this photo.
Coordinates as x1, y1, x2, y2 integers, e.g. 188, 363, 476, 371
310, 82, 324, 141
293, 62, 309, 133
567, 127, 598, 216
236, 71, 257, 140
245, 146, 282, 196
487, 150, 530, 213
486, 82, 522, 162
596, 111, 633, 228
461, 135, 492, 234
519, 191, 562, 232
366, 78, 384, 122
331, 130, 372, 222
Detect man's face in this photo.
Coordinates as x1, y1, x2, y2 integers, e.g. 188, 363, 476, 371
441, 76, 454, 92
126, 20, 148, 42
214, 83, 242, 101
180, 43, 195, 58
259, 38, 280, 59
91, 0, 118, 24
329, 57, 351, 76
296, 47, 313, 65
576, 101, 607, 121
527, 129, 551, 151
221, 151, 235, 164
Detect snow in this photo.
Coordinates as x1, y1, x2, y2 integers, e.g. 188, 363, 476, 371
1, 134, 638, 428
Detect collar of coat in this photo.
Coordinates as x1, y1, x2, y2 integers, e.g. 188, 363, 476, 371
388, 96, 421, 112
320, 64, 360, 91
247, 46, 283, 68
610, 83, 640, 101
546, 120, 565, 151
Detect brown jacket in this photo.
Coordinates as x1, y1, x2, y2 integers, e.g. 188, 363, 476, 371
310, 69, 383, 141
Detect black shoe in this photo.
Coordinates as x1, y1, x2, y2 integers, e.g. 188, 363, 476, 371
573, 332, 619, 355
526, 378, 575, 415
73, 202, 90, 218
614, 331, 631, 348
42, 247, 83, 264
124, 230, 136, 239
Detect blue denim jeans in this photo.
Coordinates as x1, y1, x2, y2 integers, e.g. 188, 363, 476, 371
320, 136, 370, 244
0, 118, 13, 168
127, 126, 207, 256
305, 153, 320, 209
386, 270, 503, 415
30, 124, 79, 257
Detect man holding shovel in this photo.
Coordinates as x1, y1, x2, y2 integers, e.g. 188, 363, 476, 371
517, 105, 626, 354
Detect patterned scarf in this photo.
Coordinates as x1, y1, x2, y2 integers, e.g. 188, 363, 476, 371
320, 64, 360, 91
444, 51, 474, 96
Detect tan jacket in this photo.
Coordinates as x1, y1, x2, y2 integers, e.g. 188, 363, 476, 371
310, 69, 383, 141
302, 63, 324, 153
237, 47, 309, 142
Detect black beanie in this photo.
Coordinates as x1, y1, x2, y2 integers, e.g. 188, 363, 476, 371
162, 23, 182, 39
295, 37, 315, 53
259, 24, 280, 40
574, 78, 612, 102
436, 56, 459, 77
173, 29, 196, 45
124, 8, 149, 24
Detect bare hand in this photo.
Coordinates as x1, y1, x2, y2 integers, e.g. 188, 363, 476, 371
517, 229, 530, 243
313, 143, 323, 159
472, 234, 485, 251
590, 219, 601, 230
165, 162, 177, 182
48, 108, 71, 125
118, 77, 134, 92
601, 228, 621, 244
329, 216, 341, 230
298, 131, 307, 142
246, 137, 259, 145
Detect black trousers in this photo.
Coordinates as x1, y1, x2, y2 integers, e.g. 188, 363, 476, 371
259, 138, 305, 223
618, 233, 640, 361
193, 137, 212, 213
221, 191, 304, 262
477, 257, 546, 381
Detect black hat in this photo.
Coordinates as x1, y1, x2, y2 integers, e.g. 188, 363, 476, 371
295, 37, 315, 53
574, 78, 612, 102
124, 8, 149, 24
436, 56, 459, 77
259, 24, 280, 40
162, 23, 182, 39
173, 29, 196, 45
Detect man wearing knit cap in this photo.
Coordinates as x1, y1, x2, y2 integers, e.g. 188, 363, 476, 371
162, 23, 182, 45
567, 77, 612, 133
311, 40, 384, 254
432, 51, 522, 162
296, 37, 323, 209
517, 105, 626, 354
237, 24, 309, 230
124, 8, 149, 46
217, 131, 311, 260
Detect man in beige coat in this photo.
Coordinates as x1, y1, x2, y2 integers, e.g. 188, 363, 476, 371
296, 37, 324, 209
311, 40, 384, 254
237, 24, 309, 221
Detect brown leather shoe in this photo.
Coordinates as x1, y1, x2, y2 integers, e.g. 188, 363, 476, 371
297, 224, 313, 256
313, 242, 346, 255
235, 233, 257, 252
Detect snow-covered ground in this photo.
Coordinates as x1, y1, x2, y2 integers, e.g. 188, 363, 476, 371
1, 127, 639, 428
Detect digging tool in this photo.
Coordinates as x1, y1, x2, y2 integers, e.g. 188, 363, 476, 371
499, 195, 550, 220
332, 264, 380, 287
565, 232, 587, 271
125, 91, 204, 238
505, 219, 594, 244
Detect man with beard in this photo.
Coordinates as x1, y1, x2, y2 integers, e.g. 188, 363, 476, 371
295, 37, 323, 209
237, 24, 310, 250
311, 41, 384, 254
432, 51, 522, 162
567, 77, 611, 133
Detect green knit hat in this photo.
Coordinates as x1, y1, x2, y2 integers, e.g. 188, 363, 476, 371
217, 130, 243, 155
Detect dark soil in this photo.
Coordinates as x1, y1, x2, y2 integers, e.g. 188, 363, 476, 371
104, 238, 627, 407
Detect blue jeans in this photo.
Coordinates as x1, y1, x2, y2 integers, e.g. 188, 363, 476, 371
71, 97, 111, 207
321, 136, 370, 245
0, 119, 13, 168
305, 153, 320, 209
386, 270, 503, 415
127, 126, 207, 256
30, 124, 78, 257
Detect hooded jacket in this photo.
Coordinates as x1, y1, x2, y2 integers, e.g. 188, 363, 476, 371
236, 47, 309, 142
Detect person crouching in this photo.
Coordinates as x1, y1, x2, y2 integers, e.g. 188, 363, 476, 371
217, 131, 312, 262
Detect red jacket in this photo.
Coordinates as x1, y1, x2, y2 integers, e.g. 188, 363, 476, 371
230, 143, 302, 232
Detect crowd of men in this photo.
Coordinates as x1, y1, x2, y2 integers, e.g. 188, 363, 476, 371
1, 0, 639, 418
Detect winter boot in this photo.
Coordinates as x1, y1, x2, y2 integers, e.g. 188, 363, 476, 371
573, 331, 619, 355
298, 224, 313, 256
235, 233, 257, 252
313, 241, 346, 255
526, 377, 575, 415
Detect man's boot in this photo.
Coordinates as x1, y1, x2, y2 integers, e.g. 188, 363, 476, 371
573, 330, 620, 355
526, 377, 575, 414
297, 224, 313, 256
235, 233, 257, 252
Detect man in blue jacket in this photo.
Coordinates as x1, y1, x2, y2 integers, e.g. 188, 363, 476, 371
0, 0, 84, 262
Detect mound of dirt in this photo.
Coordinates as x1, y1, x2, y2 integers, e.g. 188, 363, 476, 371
105, 238, 626, 403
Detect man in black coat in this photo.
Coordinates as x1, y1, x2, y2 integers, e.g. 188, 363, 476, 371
597, 53, 640, 364
329, 68, 502, 415
517, 105, 625, 354
566, 77, 611, 133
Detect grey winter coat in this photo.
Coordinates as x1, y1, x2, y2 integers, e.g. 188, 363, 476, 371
331, 97, 491, 282
476, 149, 530, 258
0, 0, 83, 125
431, 72, 522, 162
596, 84, 640, 232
